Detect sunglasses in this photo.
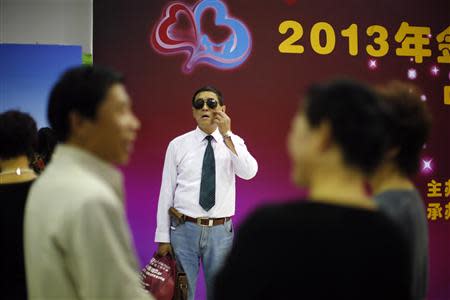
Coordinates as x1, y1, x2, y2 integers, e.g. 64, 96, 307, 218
193, 98, 218, 110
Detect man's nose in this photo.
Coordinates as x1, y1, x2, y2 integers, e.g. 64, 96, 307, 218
130, 112, 141, 131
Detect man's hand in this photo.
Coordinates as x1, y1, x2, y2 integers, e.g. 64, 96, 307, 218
213, 111, 231, 135
157, 243, 173, 257
214, 111, 238, 155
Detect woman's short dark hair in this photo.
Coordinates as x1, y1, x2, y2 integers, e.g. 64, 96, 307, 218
37, 127, 58, 164
0, 110, 38, 160
304, 79, 388, 175
48, 65, 124, 142
377, 81, 432, 176
192, 86, 224, 106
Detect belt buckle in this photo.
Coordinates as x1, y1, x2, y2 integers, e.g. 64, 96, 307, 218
197, 218, 213, 227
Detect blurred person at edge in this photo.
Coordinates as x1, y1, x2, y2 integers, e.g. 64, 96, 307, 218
214, 79, 412, 300
24, 65, 154, 300
31, 126, 57, 174
371, 81, 432, 300
0, 110, 38, 300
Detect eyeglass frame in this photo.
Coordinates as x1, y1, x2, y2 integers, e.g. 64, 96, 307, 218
193, 98, 219, 110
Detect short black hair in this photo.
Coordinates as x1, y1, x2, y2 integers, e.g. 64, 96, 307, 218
377, 81, 432, 176
48, 65, 124, 142
192, 86, 224, 106
0, 110, 38, 161
304, 79, 388, 175
37, 127, 58, 164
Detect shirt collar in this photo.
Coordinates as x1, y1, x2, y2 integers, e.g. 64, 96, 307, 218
52, 144, 124, 199
195, 126, 222, 143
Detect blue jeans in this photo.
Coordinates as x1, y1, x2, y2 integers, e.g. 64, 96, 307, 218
170, 218, 234, 300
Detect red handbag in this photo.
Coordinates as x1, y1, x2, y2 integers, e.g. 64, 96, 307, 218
141, 253, 177, 300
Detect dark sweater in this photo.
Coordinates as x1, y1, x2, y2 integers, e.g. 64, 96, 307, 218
214, 201, 411, 300
375, 189, 428, 300
1, 180, 34, 300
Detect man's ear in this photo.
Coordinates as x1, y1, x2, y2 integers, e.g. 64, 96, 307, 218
68, 111, 88, 140
386, 147, 400, 160
316, 120, 333, 152
221, 105, 226, 113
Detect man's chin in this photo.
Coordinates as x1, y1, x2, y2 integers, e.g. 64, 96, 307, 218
292, 171, 308, 189
197, 118, 213, 125
197, 121, 216, 130
112, 152, 130, 166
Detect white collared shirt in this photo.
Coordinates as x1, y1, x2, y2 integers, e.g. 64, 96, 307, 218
24, 144, 152, 300
155, 127, 258, 243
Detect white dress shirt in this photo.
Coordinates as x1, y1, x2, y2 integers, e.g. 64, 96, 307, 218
155, 127, 258, 243
24, 144, 153, 300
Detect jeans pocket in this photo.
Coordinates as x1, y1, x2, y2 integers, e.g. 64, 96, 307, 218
224, 220, 233, 234
170, 218, 182, 230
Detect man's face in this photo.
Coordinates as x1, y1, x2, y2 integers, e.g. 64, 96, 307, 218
192, 91, 225, 131
76, 83, 140, 165
287, 112, 318, 187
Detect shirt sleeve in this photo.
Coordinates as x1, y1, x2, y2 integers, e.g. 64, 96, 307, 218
228, 134, 258, 180
65, 198, 154, 300
155, 141, 177, 243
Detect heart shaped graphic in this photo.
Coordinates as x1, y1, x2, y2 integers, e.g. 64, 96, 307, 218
171, 11, 198, 43
200, 8, 232, 45
188, 0, 252, 70
152, 3, 197, 55
151, 0, 252, 73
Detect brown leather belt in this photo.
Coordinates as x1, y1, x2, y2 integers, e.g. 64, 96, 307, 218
184, 215, 231, 227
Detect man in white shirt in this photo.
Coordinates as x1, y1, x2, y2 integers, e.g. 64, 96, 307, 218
24, 66, 154, 300
155, 86, 258, 300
